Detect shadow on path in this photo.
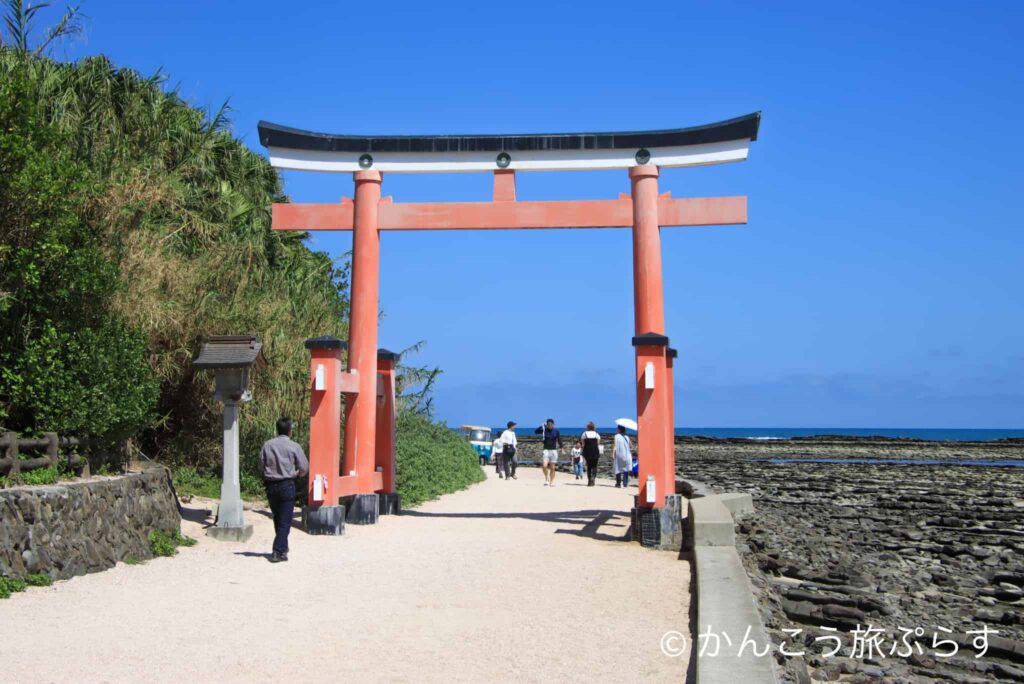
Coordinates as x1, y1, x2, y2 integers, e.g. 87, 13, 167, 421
179, 504, 213, 527
252, 508, 304, 531
401, 508, 632, 543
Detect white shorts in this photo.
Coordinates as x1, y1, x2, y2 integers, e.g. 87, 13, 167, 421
542, 449, 559, 465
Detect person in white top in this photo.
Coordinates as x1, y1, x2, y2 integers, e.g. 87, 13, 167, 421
570, 445, 584, 480
491, 435, 504, 476
613, 425, 632, 488
497, 420, 518, 480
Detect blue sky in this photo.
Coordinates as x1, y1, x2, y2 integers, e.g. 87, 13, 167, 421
57, 1, 1022, 428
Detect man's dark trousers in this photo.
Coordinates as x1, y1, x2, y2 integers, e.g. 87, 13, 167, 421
265, 479, 296, 556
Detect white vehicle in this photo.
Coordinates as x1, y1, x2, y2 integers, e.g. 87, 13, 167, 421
459, 425, 494, 465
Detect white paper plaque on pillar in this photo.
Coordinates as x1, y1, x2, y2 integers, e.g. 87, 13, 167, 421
644, 362, 655, 389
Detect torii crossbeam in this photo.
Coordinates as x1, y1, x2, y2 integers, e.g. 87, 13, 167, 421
259, 112, 760, 532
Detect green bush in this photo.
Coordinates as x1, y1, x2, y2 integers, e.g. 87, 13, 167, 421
24, 573, 52, 586
148, 529, 196, 557
0, 56, 159, 443
0, 49, 348, 470
395, 413, 485, 508
0, 577, 27, 597
173, 464, 265, 501
172, 466, 221, 500
0, 49, 460, 496
18, 466, 59, 486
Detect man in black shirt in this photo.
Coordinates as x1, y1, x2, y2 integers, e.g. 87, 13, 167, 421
534, 418, 563, 487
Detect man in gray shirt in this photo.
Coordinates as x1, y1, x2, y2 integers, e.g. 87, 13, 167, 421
260, 417, 309, 562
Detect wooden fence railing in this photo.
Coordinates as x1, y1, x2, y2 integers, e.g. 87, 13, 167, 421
0, 432, 85, 477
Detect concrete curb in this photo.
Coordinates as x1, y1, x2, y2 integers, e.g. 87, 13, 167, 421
688, 493, 777, 684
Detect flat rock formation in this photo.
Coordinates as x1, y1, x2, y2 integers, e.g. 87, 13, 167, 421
679, 436, 1024, 683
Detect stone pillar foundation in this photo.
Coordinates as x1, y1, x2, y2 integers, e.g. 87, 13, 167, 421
302, 505, 346, 535
342, 494, 380, 525
378, 492, 401, 515
631, 494, 684, 551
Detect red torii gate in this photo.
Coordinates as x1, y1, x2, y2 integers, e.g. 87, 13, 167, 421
259, 113, 760, 534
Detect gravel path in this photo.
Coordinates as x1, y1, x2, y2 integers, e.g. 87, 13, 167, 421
0, 467, 690, 683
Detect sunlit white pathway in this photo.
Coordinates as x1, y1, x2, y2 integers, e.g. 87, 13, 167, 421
0, 467, 690, 683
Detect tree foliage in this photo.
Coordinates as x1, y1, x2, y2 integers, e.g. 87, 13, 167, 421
0, 0, 82, 56
0, 47, 348, 467
0, 51, 157, 441
0, 15, 464, 499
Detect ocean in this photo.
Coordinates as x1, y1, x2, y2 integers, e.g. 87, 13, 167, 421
499, 427, 1024, 441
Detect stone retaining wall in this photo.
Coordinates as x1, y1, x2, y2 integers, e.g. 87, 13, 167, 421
686, 488, 778, 683
0, 467, 181, 580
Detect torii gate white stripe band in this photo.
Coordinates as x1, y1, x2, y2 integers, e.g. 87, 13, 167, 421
266, 138, 751, 173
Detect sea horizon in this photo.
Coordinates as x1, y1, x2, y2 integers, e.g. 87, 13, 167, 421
482, 426, 1024, 442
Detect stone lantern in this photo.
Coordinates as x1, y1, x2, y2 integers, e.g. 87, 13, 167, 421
192, 335, 267, 542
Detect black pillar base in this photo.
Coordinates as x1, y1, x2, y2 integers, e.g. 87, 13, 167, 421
341, 494, 380, 525
302, 505, 345, 535
631, 506, 661, 548
630, 495, 684, 550
378, 492, 401, 515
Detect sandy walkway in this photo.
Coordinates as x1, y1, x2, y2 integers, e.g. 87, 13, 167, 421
0, 468, 691, 683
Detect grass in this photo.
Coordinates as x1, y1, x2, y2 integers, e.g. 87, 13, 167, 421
173, 465, 265, 502
0, 573, 50, 598
25, 573, 52, 586
124, 557, 144, 565
94, 463, 119, 476
0, 465, 64, 488
0, 459, 83, 489
20, 466, 60, 485
148, 529, 197, 557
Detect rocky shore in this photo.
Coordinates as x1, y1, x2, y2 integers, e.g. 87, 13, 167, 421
680, 436, 1024, 683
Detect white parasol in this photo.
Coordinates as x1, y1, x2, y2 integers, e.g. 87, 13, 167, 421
614, 418, 638, 431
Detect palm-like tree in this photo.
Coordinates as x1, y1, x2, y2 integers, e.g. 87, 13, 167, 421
0, 44, 357, 467
1, 0, 81, 55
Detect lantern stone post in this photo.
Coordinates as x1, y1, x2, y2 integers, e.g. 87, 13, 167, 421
192, 335, 267, 542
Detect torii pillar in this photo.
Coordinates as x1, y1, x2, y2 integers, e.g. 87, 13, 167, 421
342, 170, 385, 524
629, 165, 675, 510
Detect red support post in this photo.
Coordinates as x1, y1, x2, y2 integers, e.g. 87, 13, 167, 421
304, 337, 346, 505
375, 350, 398, 493
493, 170, 516, 202
345, 170, 383, 494
633, 336, 671, 507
